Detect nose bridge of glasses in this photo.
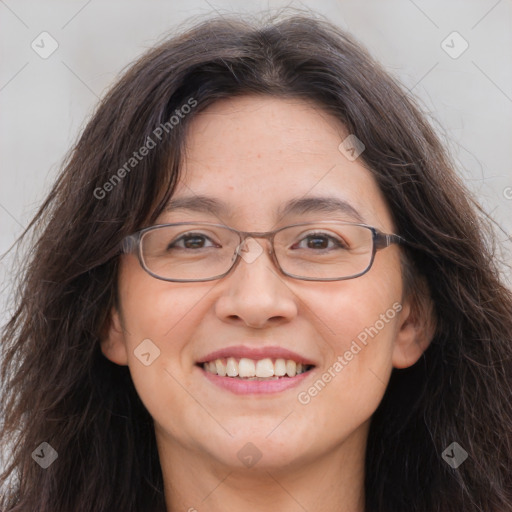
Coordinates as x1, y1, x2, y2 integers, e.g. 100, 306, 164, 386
234, 230, 274, 262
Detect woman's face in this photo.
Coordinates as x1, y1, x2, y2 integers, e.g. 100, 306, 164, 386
102, 95, 426, 473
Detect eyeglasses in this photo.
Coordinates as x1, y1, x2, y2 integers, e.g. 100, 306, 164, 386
120, 220, 406, 282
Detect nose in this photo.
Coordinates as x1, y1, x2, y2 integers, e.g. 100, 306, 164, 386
214, 236, 298, 328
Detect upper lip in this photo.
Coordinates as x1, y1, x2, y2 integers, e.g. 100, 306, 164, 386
197, 345, 317, 366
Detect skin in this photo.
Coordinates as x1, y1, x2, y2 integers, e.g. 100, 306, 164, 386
101, 95, 433, 512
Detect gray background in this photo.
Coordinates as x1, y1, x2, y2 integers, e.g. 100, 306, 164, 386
1, 0, 512, 325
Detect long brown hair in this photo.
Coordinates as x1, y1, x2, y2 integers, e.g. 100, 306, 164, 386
1, 9, 511, 512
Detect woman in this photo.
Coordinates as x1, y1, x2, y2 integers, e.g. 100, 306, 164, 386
1, 10, 511, 512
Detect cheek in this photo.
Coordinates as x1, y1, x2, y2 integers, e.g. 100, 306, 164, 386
308, 252, 402, 352
297, 256, 403, 404
118, 254, 213, 347
293, 288, 401, 443
312, 285, 399, 384
115, 258, 207, 421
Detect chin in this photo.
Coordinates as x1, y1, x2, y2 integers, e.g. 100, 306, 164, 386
200, 429, 315, 471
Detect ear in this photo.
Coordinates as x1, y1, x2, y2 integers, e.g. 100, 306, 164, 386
100, 306, 129, 366
392, 296, 436, 369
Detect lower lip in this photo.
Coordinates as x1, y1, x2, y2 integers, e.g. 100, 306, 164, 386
199, 366, 314, 395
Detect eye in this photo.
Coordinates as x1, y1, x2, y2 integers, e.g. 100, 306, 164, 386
293, 232, 348, 251
168, 232, 220, 250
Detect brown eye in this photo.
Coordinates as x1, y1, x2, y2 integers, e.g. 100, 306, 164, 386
168, 233, 218, 250
292, 232, 347, 251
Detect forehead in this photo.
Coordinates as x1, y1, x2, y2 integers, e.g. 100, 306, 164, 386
170, 95, 393, 230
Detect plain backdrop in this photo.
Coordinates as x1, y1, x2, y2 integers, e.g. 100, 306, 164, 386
1, 0, 512, 326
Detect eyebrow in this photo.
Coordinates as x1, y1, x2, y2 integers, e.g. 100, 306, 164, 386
164, 194, 364, 223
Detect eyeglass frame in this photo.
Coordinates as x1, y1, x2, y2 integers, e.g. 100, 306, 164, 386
120, 220, 407, 282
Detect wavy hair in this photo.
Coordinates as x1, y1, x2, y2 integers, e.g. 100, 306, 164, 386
1, 9, 511, 512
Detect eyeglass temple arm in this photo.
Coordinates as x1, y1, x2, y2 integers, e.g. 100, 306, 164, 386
374, 231, 407, 250
121, 234, 139, 254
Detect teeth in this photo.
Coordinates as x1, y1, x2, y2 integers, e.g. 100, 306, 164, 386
274, 358, 286, 376
286, 360, 296, 377
255, 358, 274, 378
201, 357, 311, 379
238, 358, 256, 378
226, 357, 238, 377
215, 359, 226, 377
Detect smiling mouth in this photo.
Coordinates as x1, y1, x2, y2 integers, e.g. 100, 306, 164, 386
197, 357, 315, 380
